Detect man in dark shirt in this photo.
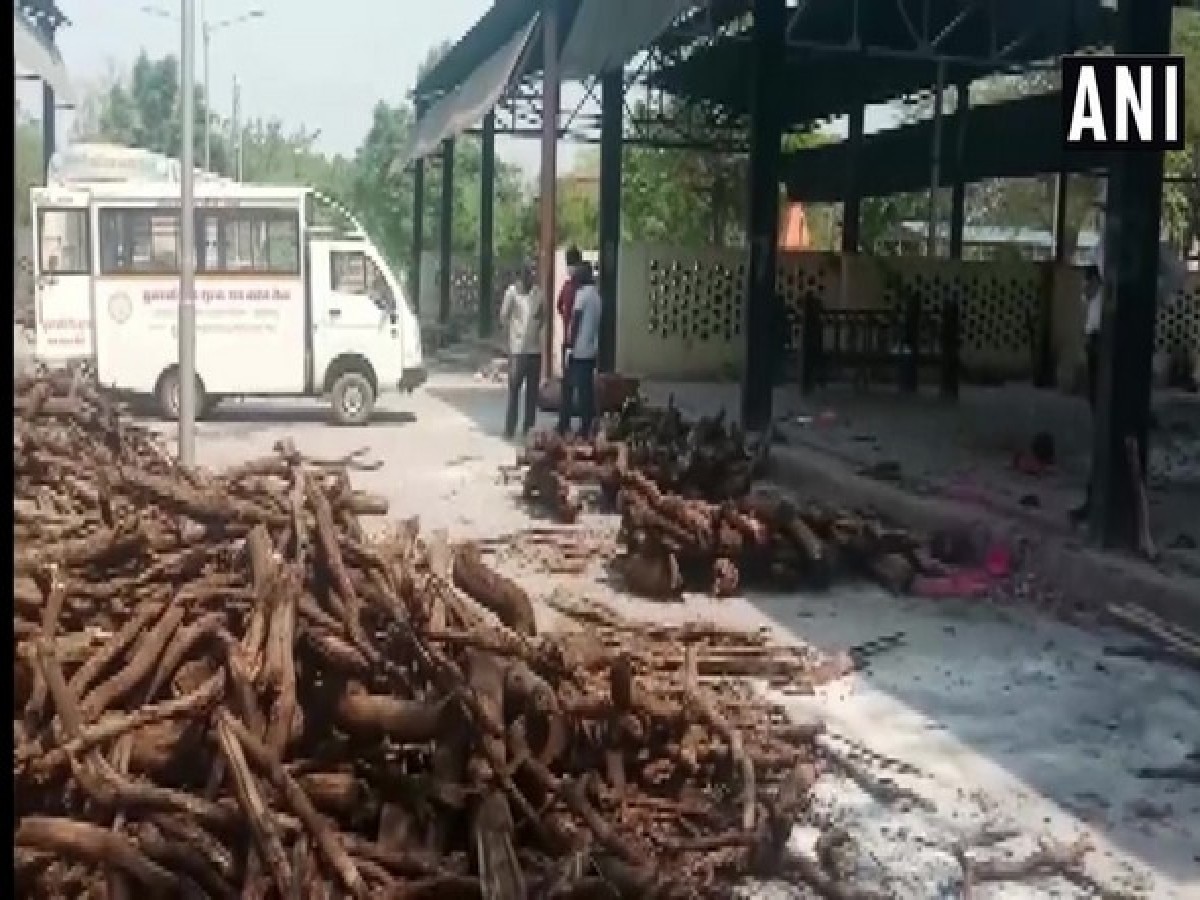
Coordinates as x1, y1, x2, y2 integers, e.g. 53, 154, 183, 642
556, 246, 583, 372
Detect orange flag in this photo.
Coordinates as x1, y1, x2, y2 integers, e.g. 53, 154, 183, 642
779, 201, 811, 251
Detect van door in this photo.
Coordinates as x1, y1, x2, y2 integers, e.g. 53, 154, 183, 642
32, 190, 94, 365
308, 241, 405, 395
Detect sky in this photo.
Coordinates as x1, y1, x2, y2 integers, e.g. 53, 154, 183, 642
22, 0, 559, 175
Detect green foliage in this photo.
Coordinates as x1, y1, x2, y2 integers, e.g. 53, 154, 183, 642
860, 192, 928, 253
612, 99, 744, 247
621, 145, 718, 245
615, 112, 837, 249
76, 52, 232, 175
1165, 8, 1200, 251
557, 156, 600, 251
350, 100, 534, 271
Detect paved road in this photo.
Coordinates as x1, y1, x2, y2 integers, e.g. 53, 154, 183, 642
147, 371, 537, 539
136, 371, 1200, 899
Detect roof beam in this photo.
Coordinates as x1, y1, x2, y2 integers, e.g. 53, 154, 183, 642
781, 91, 1108, 202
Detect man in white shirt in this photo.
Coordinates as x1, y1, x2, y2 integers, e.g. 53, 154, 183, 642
557, 260, 603, 437
498, 262, 544, 439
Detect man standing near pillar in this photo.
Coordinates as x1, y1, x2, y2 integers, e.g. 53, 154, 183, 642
1072, 191, 1185, 529
499, 262, 544, 440
558, 261, 602, 438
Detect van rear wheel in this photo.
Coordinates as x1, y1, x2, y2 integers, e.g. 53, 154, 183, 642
330, 371, 375, 426
156, 368, 208, 422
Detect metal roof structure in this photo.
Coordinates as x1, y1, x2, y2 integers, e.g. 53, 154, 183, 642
775, 4, 1200, 201
650, 1, 1114, 131
14, 0, 67, 33
415, 0, 542, 98
410, 0, 1123, 160
409, 0, 1182, 546
13, 0, 73, 101
410, 0, 698, 159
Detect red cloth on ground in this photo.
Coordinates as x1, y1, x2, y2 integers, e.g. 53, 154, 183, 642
911, 540, 1013, 600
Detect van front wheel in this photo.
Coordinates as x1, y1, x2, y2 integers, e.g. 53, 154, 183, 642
156, 368, 208, 422
330, 372, 375, 426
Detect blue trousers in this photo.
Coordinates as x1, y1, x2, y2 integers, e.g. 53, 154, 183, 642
557, 357, 596, 436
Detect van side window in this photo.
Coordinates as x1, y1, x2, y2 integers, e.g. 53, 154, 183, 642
220, 211, 300, 274
98, 209, 182, 275
331, 251, 394, 309
38, 208, 90, 275
331, 251, 368, 294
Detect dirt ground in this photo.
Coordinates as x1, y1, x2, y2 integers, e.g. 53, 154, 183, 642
128, 365, 1200, 898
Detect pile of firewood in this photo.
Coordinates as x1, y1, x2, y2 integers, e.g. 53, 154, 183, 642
517, 397, 767, 526
13, 371, 859, 898
516, 398, 935, 600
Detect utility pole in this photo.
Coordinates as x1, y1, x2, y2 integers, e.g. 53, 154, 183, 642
202, 17, 211, 171
179, 0, 198, 466
232, 75, 242, 180
200, 0, 210, 172
927, 61, 946, 258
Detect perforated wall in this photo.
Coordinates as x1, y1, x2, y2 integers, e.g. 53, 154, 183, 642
644, 252, 840, 349
877, 260, 1043, 372
1160, 281, 1200, 357
419, 256, 523, 332
646, 256, 745, 343
613, 244, 1200, 382
777, 253, 839, 350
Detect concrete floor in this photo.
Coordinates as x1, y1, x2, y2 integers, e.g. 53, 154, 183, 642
121, 368, 1200, 898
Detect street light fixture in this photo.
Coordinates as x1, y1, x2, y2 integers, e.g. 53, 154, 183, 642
139, 3, 265, 173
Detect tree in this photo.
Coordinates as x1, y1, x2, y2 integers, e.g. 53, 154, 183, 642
558, 177, 600, 250
857, 192, 925, 253
350, 100, 533, 274
606, 99, 841, 249
340, 39, 538, 269
238, 120, 351, 190
76, 51, 231, 175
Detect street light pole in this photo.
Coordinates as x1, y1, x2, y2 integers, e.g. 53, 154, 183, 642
179, 0, 197, 466
139, 3, 263, 177
203, 19, 211, 171
232, 75, 242, 181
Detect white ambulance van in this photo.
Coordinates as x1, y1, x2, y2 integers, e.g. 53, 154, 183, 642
31, 144, 425, 425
